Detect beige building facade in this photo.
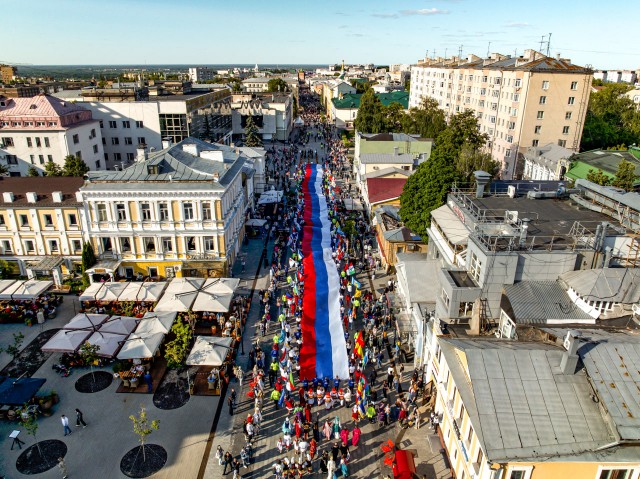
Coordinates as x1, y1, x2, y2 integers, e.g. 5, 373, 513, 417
409, 49, 592, 179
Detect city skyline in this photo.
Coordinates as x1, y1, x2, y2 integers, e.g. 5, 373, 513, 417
2, 0, 639, 70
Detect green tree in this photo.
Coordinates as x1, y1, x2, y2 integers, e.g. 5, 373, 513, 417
586, 169, 612, 186
267, 78, 289, 92
27, 166, 40, 176
230, 80, 242, 93
0, 332, 24, 358
383, 102, 407, 132
403, 97, 447, 140
44, 160, 63, 177
612, 159, 639, 191
164, 317, 192, 368
354, 88, 385, 133
349, 79, 369, 94
81, 242, 97, 288
129, 406, 160, 463
78, 341, 101, 382
21, 407, 44, 459
244, 116, 263, 147
0, 164, 8, 176
457, 144, 500, 183
0, 259, 13, 279
62, 155, 89, 177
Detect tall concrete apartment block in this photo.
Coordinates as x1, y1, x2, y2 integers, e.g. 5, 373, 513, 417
409, 49, 592, 179
188, 67, 216, 83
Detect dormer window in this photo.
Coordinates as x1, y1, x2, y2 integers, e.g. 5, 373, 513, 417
147, 165, 159, 174
30, 104, 37, 109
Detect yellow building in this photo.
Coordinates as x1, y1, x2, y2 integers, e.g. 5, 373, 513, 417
424, 328, 640, 479
0, 177, 86, 283
373, 205, 427, 268
410, 49, 592, 179
78, 137, 254, 282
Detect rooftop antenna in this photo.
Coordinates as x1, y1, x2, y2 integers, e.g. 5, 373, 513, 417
458, 44, 463, 58
539, 35, 546, 52
444, 48, 448, 58
486, 42, 491, 57
546, 32, 552, 56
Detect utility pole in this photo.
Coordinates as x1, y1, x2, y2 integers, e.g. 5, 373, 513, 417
486, 42, 491, 57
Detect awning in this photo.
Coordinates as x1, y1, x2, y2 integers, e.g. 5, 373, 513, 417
135, 311, 177, 335
0, 280, 16, 294
117, 333, 165, 359
344, 198, 364, 211
258, 190, 283, 204
430, 205, 470, 246
29, 256, 64, 271
65, 313, 109, 330
78, 282, 104, 302
118, 281, 168, 302
0, 280, 26, 300
1, 280, 53, 300
85, 260, 122, 275
42, 329, 92, 353
0, 377, 46, 406
246, 218, 268, 227
99, 316, 139, 335
86, 331, 127, 358
186, 336, 234, 366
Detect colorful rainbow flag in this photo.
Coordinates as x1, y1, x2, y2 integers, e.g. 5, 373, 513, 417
299, 164, 349, 380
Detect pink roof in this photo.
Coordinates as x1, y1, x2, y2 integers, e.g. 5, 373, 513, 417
0, 94, 88, 118
367, 178, 407, 204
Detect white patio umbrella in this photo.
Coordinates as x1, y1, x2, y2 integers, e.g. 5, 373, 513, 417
186, 336, 234, 366
94, 282, 129, 302
65, 313, 109, 330
86, 331, 127, 358
0, 280, 25, 300
201, 278, 240, 295
42, 329, 92, 353
116, 333, 165, 360
246, 218, 268, 227
78, 283, 104, 302
0, 279, 16, 295
154, 277, 204, 312
6, 280, 53, 300
135, 311, 177, 335
99, 316, 139, 335
118, 282, 168, 302
191, 290, 234, 313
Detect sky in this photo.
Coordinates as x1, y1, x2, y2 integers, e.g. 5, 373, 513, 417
2, 0, 639, 70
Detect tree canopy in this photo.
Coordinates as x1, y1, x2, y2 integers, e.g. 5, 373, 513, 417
244, 116, 262, 147
612, 159, 639, 191
62, 155, 90, 177
44, 160, 63, 176
581, 83, 640, 151
267, 78, 289, 93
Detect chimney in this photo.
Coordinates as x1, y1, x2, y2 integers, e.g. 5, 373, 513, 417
519, 218, 531, 246
182, 143, 200, 157
136, 144, 148, 162
561, 330, 582, 374
26, 192, 38, 203
393, 146, 399, 156
52, 191, 63, 203
474, 170, 492, 198
2, 192, 14, 203
212, 172, 220, 182
162, 137, 173, 149
200, 150, 225, 162
75, 192, 83, 202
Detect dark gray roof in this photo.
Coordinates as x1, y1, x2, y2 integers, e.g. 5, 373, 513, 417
504, 281, 595, 324
360, 132, 426, 142
363, 167, 412, 179
440, 338, 613, 462
559, 268, 640, 303
395, 253, 438, 303
84, 137, 247, 192
359, 153, 414, 164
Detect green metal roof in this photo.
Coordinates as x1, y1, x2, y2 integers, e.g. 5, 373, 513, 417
566, 149, 640, 184
565, 161, 615, 181
331, 91, 409, 110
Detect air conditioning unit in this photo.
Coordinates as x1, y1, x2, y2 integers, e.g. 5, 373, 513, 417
507, 185, 517, 198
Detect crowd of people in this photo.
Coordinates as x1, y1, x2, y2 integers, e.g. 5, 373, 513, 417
215, 88, 428, 479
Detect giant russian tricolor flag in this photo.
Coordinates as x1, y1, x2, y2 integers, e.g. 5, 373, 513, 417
300, 164, 349, 380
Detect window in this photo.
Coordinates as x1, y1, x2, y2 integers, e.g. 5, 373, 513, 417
563, 126, 570, 134
505, 149, 511, 157
162, 237, 173, 252
75, 151, 81, 160
27, 137, 33, 147
72, 134, 79, 144
30, 155, 35, 164
68, 213, 78, 226
542, 80, 549, 90
114, 153, 121, 161
137, 137, 146, 145
44, 137, 50, 147
534, 126, 541, 134
136, 120, 144, 128
202, 202, 212, 220
24, 240, 35, 253
19, 214, 29, 227
97, 204, 108, 222
104, 153, 109, 161
204, 236, 215, 251
148, 266, 158, 277
186, 236, 197, 251
507, 468, 534, 479
126, 153, 135, 161
514, 78, 521, 87
0, 214, 4, 225
507, 121, 515, 129
537, 111, 544, 119
459, 301, 474, 317
143, 237, 156, 252
565, 111, 573, 120
116, 203, 127, 221
101, 237, 112, 252
183, 202, 194, 220
102, 137, 106, 145
47, 155, 53, 162
109, 121, 117, 129
122, 121, 131, 129
95, 160, 101, 169
140, 203, 151, 221
441, 289, 450, 308
90, 128, 96, 139
539, 96, 546, 104
598, 469, 634, 479
71, 239, 82, 253
513, 93, 520, 102
6, 154, 18, 164
558, 139, 567, 147
93, 144, 98, 154
1, 240, 13, 254
120, 237, 131, 252
99, 120, 104, 128
124, 137, 133, 145
571, 81, 578, 90
49, 240, 59, 253
470, 251, 482, 282
43, 214, 53, 226
2, 137, 15, 147
111, 137, 119, 145
568, 96, 575, 105
159, 203, 169, 221
532, 139, 539, 147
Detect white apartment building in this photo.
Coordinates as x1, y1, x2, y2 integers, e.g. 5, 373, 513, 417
188, 67, 216, 83
409, 50, 592, 179
231, 93, 293, 141
0, 94, 105, 176
242, 78, 269, 93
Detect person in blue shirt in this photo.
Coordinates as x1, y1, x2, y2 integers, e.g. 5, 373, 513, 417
333, 376, 340, 389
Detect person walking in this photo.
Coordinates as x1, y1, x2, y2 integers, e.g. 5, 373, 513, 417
143, 372, 153, 393
57, 457, 68, 479
232, 457, 242, 479
223, 451, 233, 475
75, 408, 87, 428
228, 395, 234, 416
216, 445, 224, 465
61, 415, 72, 436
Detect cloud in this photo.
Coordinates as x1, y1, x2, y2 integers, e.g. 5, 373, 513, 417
400, 8, 449, 16
505, 22, 531, 28
371, 12, 399, 18
348, 33, 365, 37
338, 25, 348, 29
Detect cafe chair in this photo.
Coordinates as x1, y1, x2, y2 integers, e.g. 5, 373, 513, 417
122, 379, 130, 388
